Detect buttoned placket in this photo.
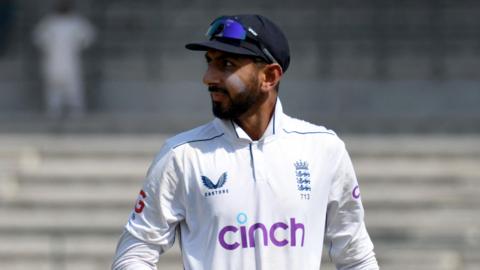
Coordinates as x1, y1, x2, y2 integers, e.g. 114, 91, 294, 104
214, 99, 283, 183
248, 140, 269, 182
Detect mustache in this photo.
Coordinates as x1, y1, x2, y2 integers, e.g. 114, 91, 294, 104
208, 86, 228, 95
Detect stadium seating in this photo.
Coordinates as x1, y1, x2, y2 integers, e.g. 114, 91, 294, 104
0, 1, 479, 268
0, 134, 479, 269
0, 0, 479, 132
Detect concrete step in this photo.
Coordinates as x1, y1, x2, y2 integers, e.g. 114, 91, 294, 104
360, 178, 480, 209
0, 134, 479, 270
354, 157, 480, 179
0, 134, 166, 158
366, 209, 480, 249
0, 113, 206, 134
0, 207, 127, 234
344, 135, 480, 158
0, 233, 181, 259
7, 163, 478, 208
0, 258, 183, 270
3, 134, 480, 149
6, 175, 476, 210
19, 158, 149, 178
1, 205, 478, 245
13, 154, 480, 181
6, 188, 139, 208
3, 155, 478, 210
375, 247, 465, 270
0, 233, 476, 270
1, 134, 478, 159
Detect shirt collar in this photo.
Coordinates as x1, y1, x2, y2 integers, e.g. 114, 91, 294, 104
214, 98, 284, 143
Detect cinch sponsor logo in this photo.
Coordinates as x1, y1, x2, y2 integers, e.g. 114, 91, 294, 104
218, 213, 305, 250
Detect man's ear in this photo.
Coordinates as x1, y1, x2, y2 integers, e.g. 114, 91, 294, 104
260, 64, 282, 91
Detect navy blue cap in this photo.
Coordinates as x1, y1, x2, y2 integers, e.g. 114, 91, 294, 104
186, 14, 290, 72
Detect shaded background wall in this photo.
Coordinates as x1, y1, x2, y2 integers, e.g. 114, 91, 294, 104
0, 0, 479, 133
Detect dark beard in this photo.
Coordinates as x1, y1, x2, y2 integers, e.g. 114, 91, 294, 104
209, 86, 260, 120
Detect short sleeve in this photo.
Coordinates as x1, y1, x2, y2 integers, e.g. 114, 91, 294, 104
125, 145, 186, 252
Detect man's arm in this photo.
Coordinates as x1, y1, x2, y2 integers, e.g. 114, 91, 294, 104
113, 145, 185, 269
112, 230, 161, 270
325, 144, 379, 270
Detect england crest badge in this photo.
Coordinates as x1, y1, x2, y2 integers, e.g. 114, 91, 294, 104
294, 160, 311, 200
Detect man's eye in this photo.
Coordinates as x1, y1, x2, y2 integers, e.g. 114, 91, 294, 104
223, 60, 234, 67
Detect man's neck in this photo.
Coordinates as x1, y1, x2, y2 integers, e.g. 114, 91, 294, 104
233, 95, 277, 141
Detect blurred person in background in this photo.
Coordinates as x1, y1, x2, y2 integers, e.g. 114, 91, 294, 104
33, 0, 95, 119
112, 14, 378, 270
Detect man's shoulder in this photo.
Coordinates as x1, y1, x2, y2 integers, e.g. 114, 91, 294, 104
283, 115, 337, 137
163, 120, 224, 151
282, 114, 346, 151
147, 121, 221, 175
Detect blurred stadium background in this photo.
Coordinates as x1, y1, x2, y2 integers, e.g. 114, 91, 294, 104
0, 0, 479, 269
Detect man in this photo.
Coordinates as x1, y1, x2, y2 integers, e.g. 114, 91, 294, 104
112, 14, 379, 270
33, 0, 95, 118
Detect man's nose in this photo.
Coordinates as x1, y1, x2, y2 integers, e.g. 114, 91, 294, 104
203, 65, 221, 86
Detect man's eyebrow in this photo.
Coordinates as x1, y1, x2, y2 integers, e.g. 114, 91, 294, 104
205, 53, 243, 62
220, 54, 242, 61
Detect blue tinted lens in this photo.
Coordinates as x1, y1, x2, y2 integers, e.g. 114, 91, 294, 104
206, 18, 247, 40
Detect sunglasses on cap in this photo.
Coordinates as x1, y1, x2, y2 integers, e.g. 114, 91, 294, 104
205, 17, 278, 65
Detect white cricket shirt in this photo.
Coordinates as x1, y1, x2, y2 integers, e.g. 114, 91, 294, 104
122, 100, 378, 270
